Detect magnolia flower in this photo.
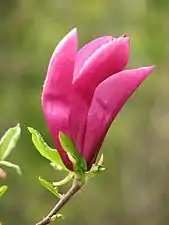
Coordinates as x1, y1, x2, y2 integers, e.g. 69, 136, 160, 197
42, 28, 154, 170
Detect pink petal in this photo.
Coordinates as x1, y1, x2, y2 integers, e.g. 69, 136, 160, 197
70, 37, 130, 153
74, 36, 113, 79
42, 28, 78, 169
83, 66, 155, 167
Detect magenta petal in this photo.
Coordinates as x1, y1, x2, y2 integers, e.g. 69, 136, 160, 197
70, 37, 130, 153
83, 66, 155, 167
74, 36, 113, 79
42, 28, 78, 169
74, 36, 129, 89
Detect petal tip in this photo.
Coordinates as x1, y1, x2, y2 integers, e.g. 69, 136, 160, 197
141, 65, 155, 76
65, 27, 78, 43
124, 36, 130, 43
118, 35, 130, 41
121, 33, 127, 38
147, 65, 156, 71
116, 36, 130, 50
134, 65, 155, 83
69, 27, 77, 36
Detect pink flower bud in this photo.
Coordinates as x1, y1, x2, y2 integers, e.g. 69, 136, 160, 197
42, 28, 154, 170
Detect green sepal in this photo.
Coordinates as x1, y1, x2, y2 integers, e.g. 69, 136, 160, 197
0, 124, 21, 160
59, 132, 87, 173
39, 177, 62, 198
0, 185, 8, 197
28, 127, 67, 171
0, 161, 21, 175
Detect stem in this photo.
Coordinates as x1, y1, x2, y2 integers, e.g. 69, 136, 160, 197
36, 179, 82, 225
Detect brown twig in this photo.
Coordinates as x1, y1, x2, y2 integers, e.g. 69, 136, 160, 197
36, 179, 82, 225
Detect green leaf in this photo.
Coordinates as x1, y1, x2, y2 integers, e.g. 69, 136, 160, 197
28, 127, 67, 171
51, 215, 57, 222
0, 161, 22, 175
39, 177, 62, 198
50, 162, 64, 171
90, 164, 106, 173
0, 185, 8, 197
0, 124, 21, 160
59, 132, 78, 160
59, 132, 87, 172
55, 213, 64, 220
51, 213, 64, 222
86, 164, 106, 179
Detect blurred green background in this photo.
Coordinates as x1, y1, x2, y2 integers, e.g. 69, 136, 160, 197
0, 0, 169, 224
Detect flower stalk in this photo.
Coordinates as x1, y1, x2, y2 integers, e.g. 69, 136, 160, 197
36, 178, 83, 225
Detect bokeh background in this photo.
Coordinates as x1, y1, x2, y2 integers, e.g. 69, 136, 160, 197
1, 0, 169, 224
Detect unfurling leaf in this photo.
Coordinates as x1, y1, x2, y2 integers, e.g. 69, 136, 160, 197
0, 161, 21, 175
0, 124, 21, 160
56, 213, 64, 220
39, 177, 62, 198
59, 132, 78, 159
28, 127, 67, 171
52, 173, 73, 186
59, 132, 87, 173
51, 213, 64, 222
86, 164, 106, 179
0, 185, 8, 197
